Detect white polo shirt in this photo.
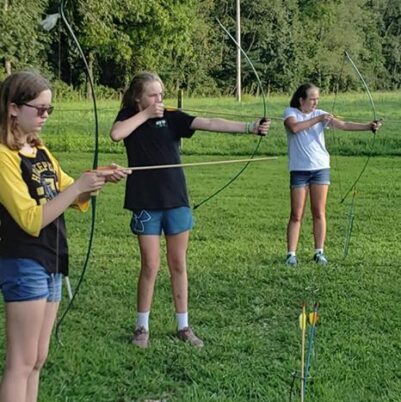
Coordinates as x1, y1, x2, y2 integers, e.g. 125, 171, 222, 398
283, 107, 330, 172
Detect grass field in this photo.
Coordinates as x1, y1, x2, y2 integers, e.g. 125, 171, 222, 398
42, 92, 401, 157
1, 94, 401, 401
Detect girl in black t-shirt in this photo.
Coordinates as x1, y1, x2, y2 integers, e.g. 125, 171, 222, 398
111, 71, 270, 348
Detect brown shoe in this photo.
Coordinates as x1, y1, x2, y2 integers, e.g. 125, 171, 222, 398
131, 326, 149, 348
177, 327, 204, 347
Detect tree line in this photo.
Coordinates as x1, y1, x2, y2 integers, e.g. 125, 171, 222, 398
1, 0, 400, 97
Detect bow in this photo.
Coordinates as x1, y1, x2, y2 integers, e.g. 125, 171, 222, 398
55, 0, 99, 341
340, 51, 378, 258
192, 17, 268, 210
340, 51, 378, 204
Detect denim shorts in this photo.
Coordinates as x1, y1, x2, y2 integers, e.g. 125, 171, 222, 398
290, 169, 331, 188
0, 257, 62, 303
130, 206, 193, 235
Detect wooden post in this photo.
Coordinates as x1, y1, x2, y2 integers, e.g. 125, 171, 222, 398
178, 89, 184, 150
178, 89, 183, 110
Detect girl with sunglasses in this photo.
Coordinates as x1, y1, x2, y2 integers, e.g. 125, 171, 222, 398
111, 71, 270, 348
0, 71, 128, 402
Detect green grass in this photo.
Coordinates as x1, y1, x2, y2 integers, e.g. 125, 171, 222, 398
1, 94, 401, 401
42, 92, 401, 156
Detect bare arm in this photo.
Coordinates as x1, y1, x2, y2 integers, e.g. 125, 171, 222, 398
329, 117, 381, 132
284, 114, 330, 134
190, 117, 271, 135
110, 103, 165, 141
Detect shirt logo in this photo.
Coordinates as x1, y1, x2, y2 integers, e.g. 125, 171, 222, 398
154, 119, 167, 128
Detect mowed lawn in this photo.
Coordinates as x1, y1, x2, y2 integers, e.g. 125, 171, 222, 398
0, 94, 400, 401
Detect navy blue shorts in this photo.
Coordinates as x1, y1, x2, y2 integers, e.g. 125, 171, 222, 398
290, 169, 330, 188
0, 257, 62, 303
130, 207, 193, 236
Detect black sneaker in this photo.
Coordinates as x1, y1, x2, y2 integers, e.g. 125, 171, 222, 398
313, 252, 328, 266
286, 254, 298, 266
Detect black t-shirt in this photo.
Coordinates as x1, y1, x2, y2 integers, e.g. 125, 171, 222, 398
0, 147, 69, 275
115, 108, 196, 210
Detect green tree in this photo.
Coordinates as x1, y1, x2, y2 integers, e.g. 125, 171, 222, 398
2, 0, 397, 96
117, 0, 206, 93
0, 0, 48, 76
250, 0, 305, 93
76, 0, 133, 89
52, 0, 219, 94
166, 0, 222, 95
376, 0, 401, 88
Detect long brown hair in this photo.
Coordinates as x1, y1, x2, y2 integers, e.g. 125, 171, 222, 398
290, 83, 319, 109
121, 71, 164, 112
0, 71, 51, 150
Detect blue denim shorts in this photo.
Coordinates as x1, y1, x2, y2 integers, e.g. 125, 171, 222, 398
130, 207, 193, 235
0, 258, 62, 303
290, 169, 331, 188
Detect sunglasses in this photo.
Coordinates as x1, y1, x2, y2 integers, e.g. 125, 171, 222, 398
21, 103, 54, 117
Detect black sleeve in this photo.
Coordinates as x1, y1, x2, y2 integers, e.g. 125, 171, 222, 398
167, 110, 196, 139
114, 107, 135, 123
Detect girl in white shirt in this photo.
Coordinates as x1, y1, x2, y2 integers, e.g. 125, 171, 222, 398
283, 83, 381, 266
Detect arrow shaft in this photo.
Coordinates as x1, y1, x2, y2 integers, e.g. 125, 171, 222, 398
126, 156, 277, 171
301, 305, 307, 402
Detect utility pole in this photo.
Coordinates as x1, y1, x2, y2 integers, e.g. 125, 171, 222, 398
236, 0, 241, 102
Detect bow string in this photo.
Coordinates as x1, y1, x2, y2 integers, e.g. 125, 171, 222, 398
56, 0, 99, 341
192, 17, 268, 210
333, 51, 378, 258
340, 50, 378, 204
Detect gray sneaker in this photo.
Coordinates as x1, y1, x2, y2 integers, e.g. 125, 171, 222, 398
177, 327, 204, 347
131, 326, 149, 348
286, 254, 298, 266
313, 252, 328, 266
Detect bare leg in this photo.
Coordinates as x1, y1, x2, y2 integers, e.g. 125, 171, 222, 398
136, 235, 160, 312
0, 299, 48, 402
166, 231, 189, 314
287, 187, 309, 252
310, 184, 329, 249
26, 302, 59, 402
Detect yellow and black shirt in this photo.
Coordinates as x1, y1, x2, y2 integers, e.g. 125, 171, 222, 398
0, 144, 86, 275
